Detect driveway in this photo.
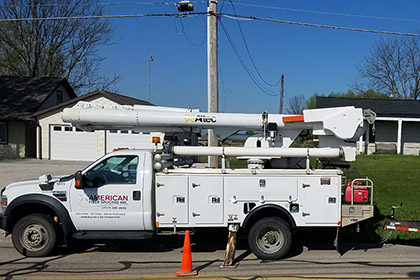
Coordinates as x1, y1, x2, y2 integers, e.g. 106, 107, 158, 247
0, 159, 89, 189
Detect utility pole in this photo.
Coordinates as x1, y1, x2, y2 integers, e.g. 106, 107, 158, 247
208, 0, 218, 168
279, 74, 284, 114
147, 55, 153, 101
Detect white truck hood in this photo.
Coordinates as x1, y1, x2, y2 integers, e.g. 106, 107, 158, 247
3, 174, 73, 200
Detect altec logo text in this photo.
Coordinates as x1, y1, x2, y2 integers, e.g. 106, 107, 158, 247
185, 114, 217, 123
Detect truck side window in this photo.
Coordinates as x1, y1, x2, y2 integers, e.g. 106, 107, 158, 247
85, 155, 138, 188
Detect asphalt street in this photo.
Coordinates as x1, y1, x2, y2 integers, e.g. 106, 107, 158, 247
1, 159, 420, 279
1, 232, 420, 280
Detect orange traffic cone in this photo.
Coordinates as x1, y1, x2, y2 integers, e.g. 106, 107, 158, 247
176, 230, 198, 277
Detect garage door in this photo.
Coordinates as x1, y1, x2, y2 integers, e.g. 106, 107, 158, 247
106, 130, 155, 153
50, 125, 98, 161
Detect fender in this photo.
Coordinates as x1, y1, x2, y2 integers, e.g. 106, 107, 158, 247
242, 203, 296, 229
4, 194, 76, 235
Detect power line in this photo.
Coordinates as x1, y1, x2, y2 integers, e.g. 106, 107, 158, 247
0, 2, 174, 8
174, 16, 207, 47
219, 0, 227, 14
224, 2, 420, 23
219, 19, 280, 96
228, 0, 281, 87
4, 0, 420, 26
0, 10, 419, 37
221, 13, 420, 37
0, 12, 207, 22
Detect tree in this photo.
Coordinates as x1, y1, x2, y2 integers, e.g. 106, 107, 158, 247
286, 94, 306, 114
355, 37, 420, 99
0, 0, 116, 93
306, 93, 318, 109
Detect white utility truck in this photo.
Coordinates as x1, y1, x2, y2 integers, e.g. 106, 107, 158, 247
0, 102, 376, 260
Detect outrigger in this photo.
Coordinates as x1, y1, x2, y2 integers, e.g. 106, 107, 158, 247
384, 203, 420, 234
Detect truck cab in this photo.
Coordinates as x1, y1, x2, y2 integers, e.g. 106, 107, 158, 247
0, 149, 154, 257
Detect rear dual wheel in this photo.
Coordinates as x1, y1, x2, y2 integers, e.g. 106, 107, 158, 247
248, 217, 292, 260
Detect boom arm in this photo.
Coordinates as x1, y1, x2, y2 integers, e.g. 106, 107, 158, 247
62, 101, 375, 164
63, 101, 368, 139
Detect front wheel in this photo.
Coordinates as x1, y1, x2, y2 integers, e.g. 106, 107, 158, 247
248, 217, 292, 260
12, 214, 57, 257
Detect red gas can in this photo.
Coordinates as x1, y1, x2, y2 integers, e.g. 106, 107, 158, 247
345, 182, 368, 203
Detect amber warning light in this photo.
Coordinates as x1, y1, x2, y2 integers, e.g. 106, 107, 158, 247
1, 196, 7, 207
152, 137, 161, 144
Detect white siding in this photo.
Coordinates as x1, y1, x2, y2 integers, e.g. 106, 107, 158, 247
37, 97, 120, 160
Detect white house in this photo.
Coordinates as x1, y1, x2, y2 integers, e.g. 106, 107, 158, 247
34, 90, 155, 161
0, 76, 76, 159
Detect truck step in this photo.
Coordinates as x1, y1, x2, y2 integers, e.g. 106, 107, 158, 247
72, 231, 154, 240
156, 229, 194, 236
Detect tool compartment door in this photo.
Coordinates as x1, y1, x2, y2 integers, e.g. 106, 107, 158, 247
300, 176, 340, 225
189, 176, 224, 225
155, 175, 189, 225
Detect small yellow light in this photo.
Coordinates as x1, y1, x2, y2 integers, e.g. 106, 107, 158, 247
54, 216, 59, 223
156, 222, 160, 228
152, 137, 161, 144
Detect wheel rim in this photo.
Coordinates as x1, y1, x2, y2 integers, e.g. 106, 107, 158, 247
21, 224, 49, 252
257, 226, 284, 253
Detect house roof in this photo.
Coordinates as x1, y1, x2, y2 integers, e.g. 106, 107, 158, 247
34, 89, 154, 117
316, 96, 420, 118
0, 76, 76, 121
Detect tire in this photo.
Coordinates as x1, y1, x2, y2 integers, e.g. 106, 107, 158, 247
248, 217, 292, 260
12, 214, 57, 257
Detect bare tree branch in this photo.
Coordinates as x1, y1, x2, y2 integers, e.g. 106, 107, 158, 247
286, 95, 307, 115
0, 0, 117, 94
355, 37, 420, 99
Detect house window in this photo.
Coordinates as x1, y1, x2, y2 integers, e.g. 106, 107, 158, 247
0, 122, 7, 144
56, 90, 63, 104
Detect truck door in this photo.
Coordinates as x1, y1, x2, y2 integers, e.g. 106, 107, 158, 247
155, 175, 189, 226
69, 154, 145, 230
300, 176, 340, 225
189, 176, 223, 225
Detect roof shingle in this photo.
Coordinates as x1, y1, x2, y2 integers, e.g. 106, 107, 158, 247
316, 96, 420, 118
0, 76, 75, 120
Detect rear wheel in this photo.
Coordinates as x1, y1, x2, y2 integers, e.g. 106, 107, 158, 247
12, 214, 57, 257
248, 217, 292, 260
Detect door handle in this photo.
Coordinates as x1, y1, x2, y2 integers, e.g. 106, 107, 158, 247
133, 191, 141, 201
302, 212, 311, 217
192, 212, 201, 217
302, 183, 311, 188
157, 212, 165, 217
192, 183, 200, 188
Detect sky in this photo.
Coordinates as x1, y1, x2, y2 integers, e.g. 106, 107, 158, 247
96, 0, 420, 114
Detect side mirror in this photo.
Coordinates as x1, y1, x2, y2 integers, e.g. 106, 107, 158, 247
74, 171, 84, 189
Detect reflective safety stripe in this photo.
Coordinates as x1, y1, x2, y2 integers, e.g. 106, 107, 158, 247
282, 115, 304, 123
385, 225, 420, 232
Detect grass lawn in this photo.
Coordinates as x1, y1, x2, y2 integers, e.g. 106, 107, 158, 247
347, 154, 420, 242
